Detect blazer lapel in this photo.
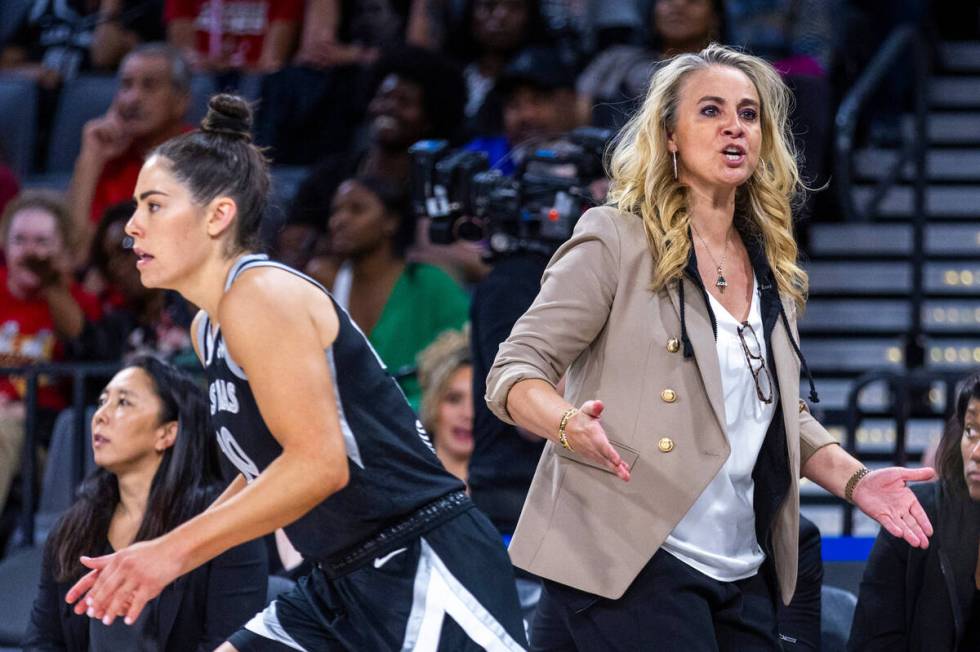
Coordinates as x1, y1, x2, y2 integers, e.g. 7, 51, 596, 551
771, 298, 801, 464
666, 277, 727, 434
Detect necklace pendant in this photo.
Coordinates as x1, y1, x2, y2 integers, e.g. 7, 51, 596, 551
715, 273, 728, 291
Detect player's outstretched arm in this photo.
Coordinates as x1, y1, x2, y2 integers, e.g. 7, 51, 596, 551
66, 271, 349, 625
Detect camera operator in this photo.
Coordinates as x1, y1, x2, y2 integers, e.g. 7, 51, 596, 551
465, 46, 583, 176
412, 49, 601, 626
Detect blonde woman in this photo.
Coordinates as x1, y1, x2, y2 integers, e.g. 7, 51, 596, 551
487, 44, 935, 650
418, 327, 474, 482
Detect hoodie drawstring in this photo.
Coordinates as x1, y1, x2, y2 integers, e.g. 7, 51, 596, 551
678, 280, 694, 358
777, 302, 820, 404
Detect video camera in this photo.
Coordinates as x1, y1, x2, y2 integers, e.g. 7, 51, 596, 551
408, 127, 613, 259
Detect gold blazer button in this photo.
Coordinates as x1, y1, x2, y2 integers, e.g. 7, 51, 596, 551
660, 389, 678, 403
658, 437, 674, 453
666, 338, 680, 353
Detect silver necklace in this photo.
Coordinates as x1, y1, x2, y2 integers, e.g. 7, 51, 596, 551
691, 223, 732, 292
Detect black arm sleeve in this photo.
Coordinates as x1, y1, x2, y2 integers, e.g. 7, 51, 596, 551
847, 528, 911, 651
21, 547, 69, 651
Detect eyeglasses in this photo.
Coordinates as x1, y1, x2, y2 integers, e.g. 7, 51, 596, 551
737, 321, 774, 404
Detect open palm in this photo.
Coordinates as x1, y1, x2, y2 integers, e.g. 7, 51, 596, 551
851, 466, 936, 548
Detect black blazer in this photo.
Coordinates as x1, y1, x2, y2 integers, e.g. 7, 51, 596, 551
22, 535, 267, 651
848, 481, 980, 651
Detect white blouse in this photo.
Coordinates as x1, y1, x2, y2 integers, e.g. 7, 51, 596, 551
661, 278, 778, 582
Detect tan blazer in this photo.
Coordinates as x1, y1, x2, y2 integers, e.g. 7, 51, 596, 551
486, 206, 837, 605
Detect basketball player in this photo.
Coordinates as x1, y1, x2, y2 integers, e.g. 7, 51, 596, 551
64, 94, 527, 651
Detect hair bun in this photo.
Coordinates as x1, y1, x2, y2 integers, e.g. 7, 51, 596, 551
201, 94, 253, 142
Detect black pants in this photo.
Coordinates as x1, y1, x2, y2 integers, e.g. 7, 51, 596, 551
228, 508, 527, 651
530, 549, 779, 652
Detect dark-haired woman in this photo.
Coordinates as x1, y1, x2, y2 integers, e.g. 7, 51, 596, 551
325, 176, 469, 409
66, 94, 526, 651
22, 356, 267, 651
71, 200, 195, 364
848, 373, 980, 651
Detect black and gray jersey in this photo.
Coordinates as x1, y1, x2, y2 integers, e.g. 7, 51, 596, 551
198, 254, 464, 561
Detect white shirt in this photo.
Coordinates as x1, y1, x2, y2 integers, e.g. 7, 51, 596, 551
661, 278, 778, 581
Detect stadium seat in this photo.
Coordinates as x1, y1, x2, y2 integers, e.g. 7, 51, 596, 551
187, 73, 218, 125
0, 545, 42, 646
45, 75, 117, 173
34, 408, 97, 543
0, 75, 37, 178
0, 0, 32, 46
821, 585, 858, 652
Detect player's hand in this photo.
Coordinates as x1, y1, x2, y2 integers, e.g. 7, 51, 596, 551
66, 538, 183, 626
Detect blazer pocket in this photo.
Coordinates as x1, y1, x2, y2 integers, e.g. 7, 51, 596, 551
555, 440, 639, 474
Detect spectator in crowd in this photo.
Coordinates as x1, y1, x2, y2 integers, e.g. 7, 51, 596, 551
0, 0, 164, 86
849, 372, 980, 651
294, 0, 410, 70
322, 175, 469, 409
287, 46, 488, 283
408, 0, 551, 138
408, 0, 621, 72
0, 191, 101, 515
72, 200, 194, 364
724, 0, 833, 77
577, 0, 725, 129
90, 0, 167, 70
724, 0, 835, 193
466, 46, 582, 175
288, 45, 467, 201
22, 356, 267, 651
67, 43, 190, 262
164, 0, 302, 73
253, 0, 415, 165
0, 159, 21, 218
418, 326, 474, 482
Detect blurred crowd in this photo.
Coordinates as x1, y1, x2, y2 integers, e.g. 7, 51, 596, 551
0, 0, 968, 547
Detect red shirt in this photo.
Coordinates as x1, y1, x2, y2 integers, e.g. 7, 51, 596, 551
0, 163, 19, 220
164, 0, 303, 68
90, 149, 143, 223
89, 124, 193, 223
0, 267, 102, 409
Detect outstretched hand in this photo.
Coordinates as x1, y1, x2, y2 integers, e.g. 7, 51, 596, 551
851, 466, 937, 548
563, 400, 631, 482
65, 539, 183, 626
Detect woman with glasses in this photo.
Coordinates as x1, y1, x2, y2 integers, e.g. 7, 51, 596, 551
486, 43, 935, 650
848, 373, 980, 651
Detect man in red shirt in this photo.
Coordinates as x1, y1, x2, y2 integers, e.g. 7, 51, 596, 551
0, 191, 101, 513
67, 43, 190, 263
165, 0, 303, 73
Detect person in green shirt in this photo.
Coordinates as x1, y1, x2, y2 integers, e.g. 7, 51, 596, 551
325, 175, 469, 409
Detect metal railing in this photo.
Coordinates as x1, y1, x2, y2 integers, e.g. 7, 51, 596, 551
823, 368, 965, 535
2, 362, 120, 547
834, 25, 930, 370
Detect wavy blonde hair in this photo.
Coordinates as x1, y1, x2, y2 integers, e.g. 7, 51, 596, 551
417, 326, 471, 439
606, 43, 807, 308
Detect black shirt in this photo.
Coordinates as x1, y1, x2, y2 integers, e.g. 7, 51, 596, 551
961, 590, 980, 651
467, 254, 548, 536
198, 255, 463, 562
